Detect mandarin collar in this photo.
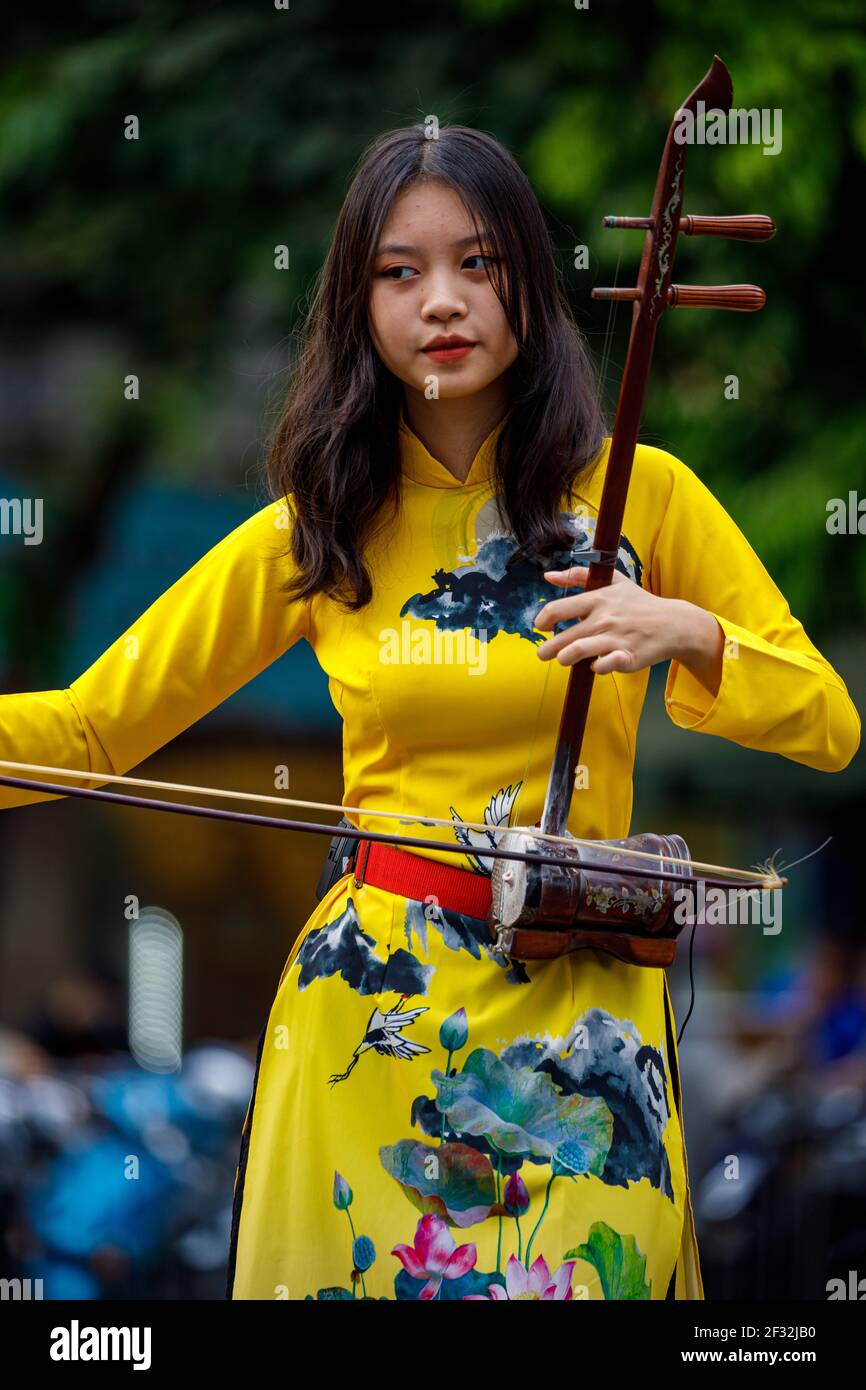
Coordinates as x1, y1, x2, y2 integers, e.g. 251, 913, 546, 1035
398, 415, 504, 489
397, 412, 609, 508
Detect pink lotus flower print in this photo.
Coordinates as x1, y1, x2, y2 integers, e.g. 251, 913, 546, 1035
391, 1214, 477, 1300
464, 1253, 576, 1300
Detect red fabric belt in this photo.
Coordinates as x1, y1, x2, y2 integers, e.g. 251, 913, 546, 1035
352, 838, 493, 921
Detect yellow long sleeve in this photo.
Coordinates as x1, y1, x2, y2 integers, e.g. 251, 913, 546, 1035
0, 497, 309, 809
646, 453, 860, 772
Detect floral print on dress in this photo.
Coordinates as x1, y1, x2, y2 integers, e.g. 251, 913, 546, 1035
306, 1003, 662, 1299
502, 1009, 675, 1199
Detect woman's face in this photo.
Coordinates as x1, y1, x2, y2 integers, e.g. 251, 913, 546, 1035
368, 179, 518, 400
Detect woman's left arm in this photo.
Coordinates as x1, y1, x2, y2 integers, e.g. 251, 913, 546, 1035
533, 452, 861, 773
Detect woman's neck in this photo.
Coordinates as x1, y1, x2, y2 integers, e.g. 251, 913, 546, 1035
402, 384, 510, 483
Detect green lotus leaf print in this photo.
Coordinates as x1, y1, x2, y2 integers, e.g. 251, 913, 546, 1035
565, 1220, 652, 1300
431, 1047, 613, 1173
379, 1139, 505, 1227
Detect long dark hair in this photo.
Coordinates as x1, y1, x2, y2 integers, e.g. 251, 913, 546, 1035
266, 124, 608, 611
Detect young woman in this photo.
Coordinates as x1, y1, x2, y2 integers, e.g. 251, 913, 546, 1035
0, 125, 859, 1302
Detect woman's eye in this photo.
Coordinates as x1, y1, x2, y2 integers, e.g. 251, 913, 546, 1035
377, 256, 497, 279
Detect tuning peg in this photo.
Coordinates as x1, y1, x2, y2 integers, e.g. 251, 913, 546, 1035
591, 284, 767, 311
591, 288, 640, 301
601, 217, 652, 231
680, 215, 775, 241
603, 214, 775, 241
667, 283, 766, 311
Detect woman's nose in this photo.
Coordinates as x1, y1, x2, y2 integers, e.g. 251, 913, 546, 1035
421, 278, 468, 322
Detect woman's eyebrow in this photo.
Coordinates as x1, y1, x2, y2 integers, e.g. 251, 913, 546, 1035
375, 232, 492, 256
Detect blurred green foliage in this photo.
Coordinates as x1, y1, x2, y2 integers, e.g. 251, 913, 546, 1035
1, 0, 864, 671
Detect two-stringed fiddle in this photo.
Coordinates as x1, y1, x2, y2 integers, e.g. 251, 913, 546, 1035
487, 54, 777, 967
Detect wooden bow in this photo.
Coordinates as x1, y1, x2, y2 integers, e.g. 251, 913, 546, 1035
0, 761, 783, 893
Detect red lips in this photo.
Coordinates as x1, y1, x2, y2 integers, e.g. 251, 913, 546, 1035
422, 335, 476, 350
422, 335, 477, 362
